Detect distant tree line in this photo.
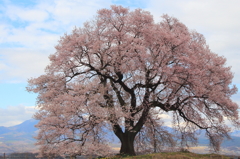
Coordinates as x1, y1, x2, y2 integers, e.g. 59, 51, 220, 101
0, 153, 62, 159
0, 152, 90, 159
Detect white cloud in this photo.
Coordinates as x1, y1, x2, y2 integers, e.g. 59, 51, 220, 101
6, 5, 49, 22
0, 63, 7, 71
0, 105, 37, 127
0, 48, 51, 82
0, 24, 10, 44
0, 0, 113, 82
158, 113, 172, 127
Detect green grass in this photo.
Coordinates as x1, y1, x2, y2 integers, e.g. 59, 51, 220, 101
101, 152, 231, 159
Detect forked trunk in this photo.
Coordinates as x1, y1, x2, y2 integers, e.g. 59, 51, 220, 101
119, 132, 136, 156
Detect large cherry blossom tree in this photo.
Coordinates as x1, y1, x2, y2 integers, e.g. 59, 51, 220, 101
27, 5, 239, 156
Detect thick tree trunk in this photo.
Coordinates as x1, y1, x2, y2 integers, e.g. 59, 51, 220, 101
119, 132, 136, 156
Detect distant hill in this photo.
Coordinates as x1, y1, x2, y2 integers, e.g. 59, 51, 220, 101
231, 130, 240, 137
0, 119, 38, 153
195, 129, 240, 148
0, 119, 239, 154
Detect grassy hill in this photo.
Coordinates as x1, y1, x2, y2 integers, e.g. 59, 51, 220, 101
103, 152, 234, 159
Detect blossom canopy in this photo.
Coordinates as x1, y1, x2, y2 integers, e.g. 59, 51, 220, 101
27, 5, 239, 156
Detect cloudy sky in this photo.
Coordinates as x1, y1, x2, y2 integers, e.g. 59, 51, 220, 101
0, 0, 239, 127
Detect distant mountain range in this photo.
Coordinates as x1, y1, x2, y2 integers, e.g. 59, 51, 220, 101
0, 119, 239, 154
0, 119, 38, 153
231, 130, 240, 137
194, 129, 240, 146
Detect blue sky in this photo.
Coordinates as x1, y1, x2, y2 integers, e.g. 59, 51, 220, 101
0, 0, 239, 127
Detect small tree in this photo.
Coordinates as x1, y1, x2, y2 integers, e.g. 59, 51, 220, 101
134, 110, 176, 154
27, 5, 239, 156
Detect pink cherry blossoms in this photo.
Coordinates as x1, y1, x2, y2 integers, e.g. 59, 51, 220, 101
27, 5, 239, 156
